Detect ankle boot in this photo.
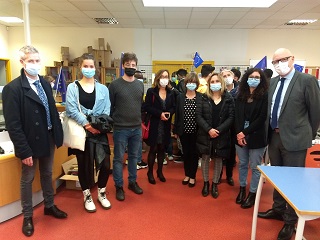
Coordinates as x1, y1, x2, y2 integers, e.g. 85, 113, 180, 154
83, 189, 96, 213
211, 182, 219, 198
147, 171, 156, 184
241, 192, 256, 209
157, 170, 166, 182
98, 187, 111, 210
236, 186, 246, 204
202, 181, 210, 197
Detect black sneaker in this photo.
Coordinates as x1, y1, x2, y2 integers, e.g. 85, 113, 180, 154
115, 186, 125, 201
128, 182, 143, 194
137, 160, 148, 169
174, 158, 184, 163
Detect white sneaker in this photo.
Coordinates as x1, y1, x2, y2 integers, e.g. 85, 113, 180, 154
155, 158, 167, 165
83, 189, 96, 213
167, 155, 174, 161
98, 187, 111, 210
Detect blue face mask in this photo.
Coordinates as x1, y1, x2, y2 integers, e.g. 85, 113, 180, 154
171, 77, 177, 82
82, 68, 95, 78
247, 78, 260, 88
210, 83, 221, 92
186, 83, 197, 91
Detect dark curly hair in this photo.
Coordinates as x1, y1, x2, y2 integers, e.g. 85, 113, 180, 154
237, 68, 268, 101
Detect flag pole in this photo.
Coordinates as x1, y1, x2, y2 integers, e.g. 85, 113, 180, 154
54, 66, 62, 100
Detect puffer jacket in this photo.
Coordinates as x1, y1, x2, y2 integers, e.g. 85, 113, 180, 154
195, 91, 234, 158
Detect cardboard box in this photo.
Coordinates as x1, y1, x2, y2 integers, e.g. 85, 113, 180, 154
60, 158, 98, 190
98, 38, 105, 50
61, 47, 69, 54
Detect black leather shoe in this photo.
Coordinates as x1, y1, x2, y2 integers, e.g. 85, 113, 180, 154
188, 179, 196, 188
157, 171, 166, 182
147, 172, 156, 184
258, 209, 283, 221
202, 181, 209, 197
236, 186, 246, 204
116, 186, 125, 201
227, 177, 234, 186
128, 182, 143, 194
182, 177, 190, 185
277, 224, 295, 240
22, 217, 34, 237
211, 182, 219, 198
241, 192, 256, 209
44, 205, 67, 219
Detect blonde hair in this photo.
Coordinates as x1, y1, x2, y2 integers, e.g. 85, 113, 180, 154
206, 73, 226, 97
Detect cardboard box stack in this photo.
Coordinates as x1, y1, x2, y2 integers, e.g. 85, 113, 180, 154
61, 47, 69, 66
87, 38, 112, 68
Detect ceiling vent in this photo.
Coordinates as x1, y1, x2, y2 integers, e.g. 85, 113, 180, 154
93, 18, 119, 24
285, 19, 317, 26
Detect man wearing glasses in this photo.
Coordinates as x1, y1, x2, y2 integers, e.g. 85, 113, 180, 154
258, 48, 320, 240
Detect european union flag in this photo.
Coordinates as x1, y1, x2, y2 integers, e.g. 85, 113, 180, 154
53, 70, 67, 102
294, 64, 304, 72
193, 52, 204, 68
254, 56, 267, 70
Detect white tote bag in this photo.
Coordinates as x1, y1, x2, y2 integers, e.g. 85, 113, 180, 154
61, 112, 86, 151
61, 84, 86, 151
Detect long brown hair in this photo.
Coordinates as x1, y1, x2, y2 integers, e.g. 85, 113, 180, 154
152, 69, 170, 88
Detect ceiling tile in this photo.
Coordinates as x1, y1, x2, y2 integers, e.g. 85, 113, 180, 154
165, 11, 191, 19
137, 11, 164, 19
101, 2, 136, 12
83, 11, 113, 18
111, 11, 139, 18
70, 1, 107, 11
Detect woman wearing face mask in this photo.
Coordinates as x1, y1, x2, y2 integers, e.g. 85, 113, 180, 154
221, 69, 236, 93
173, 73, 201, 187
234, 68, 268, 209
144, 69, 176, 184
66, 53, 112, 212
196, 73, 234, 198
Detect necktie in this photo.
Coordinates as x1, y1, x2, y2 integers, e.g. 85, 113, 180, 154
270, 78, 285, 129
34, 81, 52, 129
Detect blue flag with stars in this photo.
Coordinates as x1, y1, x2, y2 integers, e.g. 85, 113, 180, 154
193, 52, 204, 68
294, 64, 304, 72
53, 70, 67, 102
254, 56, 267, 70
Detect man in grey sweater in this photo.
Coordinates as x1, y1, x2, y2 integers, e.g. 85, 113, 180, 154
108, 52, 144, 201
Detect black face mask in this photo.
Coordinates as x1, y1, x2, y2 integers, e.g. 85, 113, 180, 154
124, 68, 136, 77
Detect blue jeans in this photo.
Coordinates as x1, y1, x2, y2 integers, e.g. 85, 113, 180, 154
235, 145, 266, 193
113, 128, 141, 187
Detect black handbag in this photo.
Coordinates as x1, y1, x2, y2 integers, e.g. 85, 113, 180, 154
87, 114, 113, 133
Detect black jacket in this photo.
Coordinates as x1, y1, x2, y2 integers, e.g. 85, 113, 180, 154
2, 69, 63, 160
234, 92, 268, 149
173, 92, 202, 136
144, 87, 175, 147
195, 91, 234, 158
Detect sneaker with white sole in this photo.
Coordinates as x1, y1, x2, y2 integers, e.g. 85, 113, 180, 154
155, 158, 167, 165
167, 155, 174, 161
98, 187, 111, 210
83, 189, 96, 213
137, 160, 148, 169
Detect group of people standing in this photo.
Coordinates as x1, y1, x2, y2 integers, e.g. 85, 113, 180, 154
3, 45, 320, 240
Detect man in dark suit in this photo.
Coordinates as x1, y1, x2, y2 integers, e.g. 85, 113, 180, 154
258, 48, 320, 240
2, 45, 67, 237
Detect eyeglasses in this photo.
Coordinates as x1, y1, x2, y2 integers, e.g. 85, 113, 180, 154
271, 56, 292, 65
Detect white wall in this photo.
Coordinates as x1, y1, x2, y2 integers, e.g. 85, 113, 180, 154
6, 26, 320, 78
0, 24, 9, 58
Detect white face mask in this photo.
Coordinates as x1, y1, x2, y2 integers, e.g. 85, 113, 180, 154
25, 62, 41, 76
225, 76, 233, 85
159, 78, 169, 87
318, 80, 320, 88
137, 78, 143, 82
274, 61, 291, 76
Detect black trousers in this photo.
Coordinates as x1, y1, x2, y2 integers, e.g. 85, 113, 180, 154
180, 132, 198, 179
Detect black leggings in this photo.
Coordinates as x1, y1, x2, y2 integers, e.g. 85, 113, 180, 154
147, 143, 166, 173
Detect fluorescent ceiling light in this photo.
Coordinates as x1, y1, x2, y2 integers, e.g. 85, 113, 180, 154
285, 19, 318, 25
142, 0, 278, 8
0, 17, 24, 23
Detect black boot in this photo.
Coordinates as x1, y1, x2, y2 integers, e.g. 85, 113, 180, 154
157, 170, 166, 182
202, 181, 209, 197
241, 192, 256, 209
147, 155, 156, 184
147, 171, 156, 184
236, 186, 246, 204
211, 182, 219, 198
